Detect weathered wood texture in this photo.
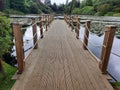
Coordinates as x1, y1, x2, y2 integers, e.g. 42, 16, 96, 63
39, 17, 43, 38
83, 20, 91, 50
99, 25, 116, 74
12, 24, 24, 74
12, 20, 113, 90
32, 19, 38, 49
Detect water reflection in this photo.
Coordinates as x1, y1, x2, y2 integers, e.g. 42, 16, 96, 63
80, 26, 120, 81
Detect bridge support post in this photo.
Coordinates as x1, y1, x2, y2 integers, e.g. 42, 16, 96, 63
47, 15, 49, 26
76, 17, 80, 39
99, 25, 116, 74
46, 18, 48, 31
83, 20, 91, 50
32, 18, 38, 49
12, 23, 24, 74
39, 17, 43, 38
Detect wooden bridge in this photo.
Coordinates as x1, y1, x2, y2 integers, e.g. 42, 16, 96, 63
11, 15, 115, 90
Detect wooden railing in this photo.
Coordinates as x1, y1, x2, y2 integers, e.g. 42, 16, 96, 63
12, 14, 54, 74
64, 15, 116, 74
64, 15, 80, 39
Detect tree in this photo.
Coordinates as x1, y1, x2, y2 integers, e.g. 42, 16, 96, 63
69, 0, 80, 14
51, 3, 58, 12
66, 0, 68, 5
86, 0, 93, 6
29, 3, 39, 13
10, 0, 25, 12
0, 0, 4, 11
0, 16, 12, 78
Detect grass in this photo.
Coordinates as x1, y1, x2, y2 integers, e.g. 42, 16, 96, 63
111, 82, 120, 90
0, 61, 17, 90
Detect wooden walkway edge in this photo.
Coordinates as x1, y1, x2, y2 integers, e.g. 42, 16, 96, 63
11, 20, 114, 90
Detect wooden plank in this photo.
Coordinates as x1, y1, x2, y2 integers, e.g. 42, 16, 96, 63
12, 20, 114, 90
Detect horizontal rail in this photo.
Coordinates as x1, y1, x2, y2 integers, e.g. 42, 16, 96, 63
64, 15, 116, 74
12, 14, 54, 74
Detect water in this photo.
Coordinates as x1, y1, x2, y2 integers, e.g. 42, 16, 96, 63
12, 25, 44, 58
80, 26, 120, 82
11, 15, 120, 81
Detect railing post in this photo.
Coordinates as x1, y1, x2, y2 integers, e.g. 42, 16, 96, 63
39, 17, 43, 38
47, 15, 49, 26
12, 23, 24, 74
32, 18, 38, 49
99, 25, 116, 74
83, 20, 91, 50
46, 18, 48, 31
78, 18, 80, 29
76, 17, 80, 39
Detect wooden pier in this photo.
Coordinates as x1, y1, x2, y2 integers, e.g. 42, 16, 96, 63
11, 19, 114, 90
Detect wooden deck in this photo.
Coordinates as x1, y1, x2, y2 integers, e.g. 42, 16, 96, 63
11, 20, 114, 90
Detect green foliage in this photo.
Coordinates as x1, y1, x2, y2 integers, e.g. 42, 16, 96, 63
0, 0, 5, 11
104, 12, 114, 16
85, 0, 93, 6
97, 4, 111, 15
72, 8, 81, 14
5, 0, 10, 9
4, 0, 52, 14
4, 9, 24, 15
111, 82, 120, 90
0, 16, 12, 58
72, 6, 95, 15
0, 61, 17, 90
29, 3, 40, 14
79, 0, 120, 16
10, 0, 25, 12
113, 13, 120, 17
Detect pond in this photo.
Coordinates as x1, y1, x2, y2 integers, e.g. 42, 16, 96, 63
80, 26, 120, 82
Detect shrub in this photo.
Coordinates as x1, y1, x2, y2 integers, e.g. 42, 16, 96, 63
105, 12, 114, 16
113, 13, 120, 17
97, 4, 111, 15
4, 9, 24, 15
72, 6, 95, 15
0, 16, 12, 58
72, 8, 81, 14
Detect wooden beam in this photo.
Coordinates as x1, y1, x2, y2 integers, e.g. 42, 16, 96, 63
76, 17, 80, 39
12, 23, 24, 74
32, 18, 38, 49
99, 25, 116, 74
39, 17, 43, 38
46, 18, 48, 31
83, 20, 91, 50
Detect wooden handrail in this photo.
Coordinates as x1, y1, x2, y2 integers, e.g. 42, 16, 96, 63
64, 15, 80, 39
12, 14, 54, 74
64, 15, 116, 74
